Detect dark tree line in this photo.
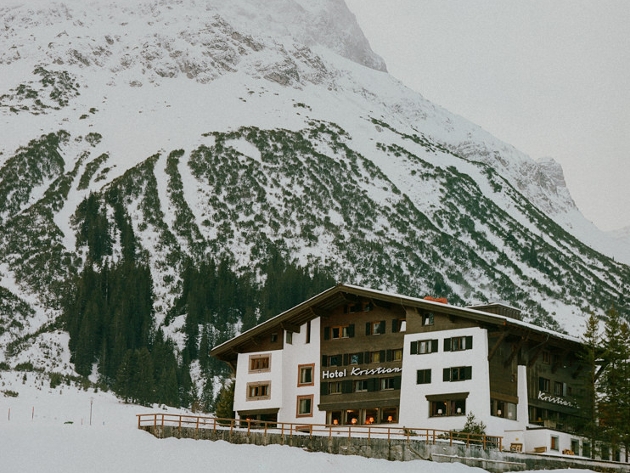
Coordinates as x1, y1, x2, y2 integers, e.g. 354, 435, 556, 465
64, 195, 335, 408
580, 307, 630, 460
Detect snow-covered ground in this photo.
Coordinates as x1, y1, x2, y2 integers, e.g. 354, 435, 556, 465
0, 372, 594, 473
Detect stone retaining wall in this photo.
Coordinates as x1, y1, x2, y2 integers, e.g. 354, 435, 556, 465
139, 424, 630, 473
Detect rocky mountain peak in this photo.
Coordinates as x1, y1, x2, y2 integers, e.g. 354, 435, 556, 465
1, 0, 386, 73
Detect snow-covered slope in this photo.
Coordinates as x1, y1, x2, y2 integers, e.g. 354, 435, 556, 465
0, 374, 594, 473
0, 0, 628, 385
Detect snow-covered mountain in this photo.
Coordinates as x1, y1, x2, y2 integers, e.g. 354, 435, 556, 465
0, 0, 628, 393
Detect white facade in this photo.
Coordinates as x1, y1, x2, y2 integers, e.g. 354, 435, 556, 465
233, 318, 324, 424
399, 326, 493, 431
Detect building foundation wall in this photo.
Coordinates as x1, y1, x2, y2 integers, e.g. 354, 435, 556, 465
140, 425, 630, 473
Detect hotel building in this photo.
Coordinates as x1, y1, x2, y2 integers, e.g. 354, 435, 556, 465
210, 284, 591, 455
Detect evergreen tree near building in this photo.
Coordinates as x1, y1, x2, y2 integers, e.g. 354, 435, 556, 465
579, 312, 603, 458
214, 380, 235, 422
599, 307, 630, 460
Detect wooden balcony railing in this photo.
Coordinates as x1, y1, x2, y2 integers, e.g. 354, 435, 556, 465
137, 413, 502, 450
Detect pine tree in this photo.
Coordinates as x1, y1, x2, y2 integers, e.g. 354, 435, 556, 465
580, 312, 602, 458
599, 306, 630, 458
135, 347, 155, 406
115, 349, 137, 403
214, 380, 235, 423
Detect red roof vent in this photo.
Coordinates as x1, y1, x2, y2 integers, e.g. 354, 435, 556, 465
424, 296, 448, 304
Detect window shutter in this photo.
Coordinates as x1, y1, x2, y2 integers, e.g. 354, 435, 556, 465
465, 366, 472, 380
357, 352, 364, 364
392, 319, 399, 333
322, 355, 328, 367
348, 324, 355, 338
368, 378, 378, 392
324, 327, 330, 340
431, 339, 438, 353
417, 370, 423, 384
342, 380, 353, 394
394, 376, 402, 390
380, 350, 386, 361
364, 351, 370, 363
343, 354, 349, 366
443, 368, 451, 382
410, 341, 418, 355
427, 369, 432, 383
321, 383, 329, 396
386, 349, 393, 362
379, 320, 386, 334
365, 322, 371, 336
444, 338, 452, 352
466, 336, 473, 350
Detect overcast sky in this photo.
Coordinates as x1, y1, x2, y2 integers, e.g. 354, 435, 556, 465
345, 0, 630, 232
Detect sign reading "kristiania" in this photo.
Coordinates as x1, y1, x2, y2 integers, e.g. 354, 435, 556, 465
538, 391, 577, 408
322, 366, 402, 379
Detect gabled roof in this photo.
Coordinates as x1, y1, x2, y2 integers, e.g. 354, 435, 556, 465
210, 283, 582, 363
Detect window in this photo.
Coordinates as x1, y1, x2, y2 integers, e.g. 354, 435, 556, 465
369, 351, 382, 363
554, 381, 564, 396
365, 408, 379, 425
306, 321, 311, 344
324, 324, 355, 340
444, 336, 473, 352
249, 354, 271, 373
297, 395, 313, 417
443, 366, 472, 382
447, 366, 472, 381
539, 377, 551, 393
380, 377, 396, 390
349, 353, 362, 364
285, 331, 293, 344
298, 364, 314, 386
366, 320, 386, 335
329, 411, 342, 425
392, 318, 406, 333
328, 354, 341, 367
328, 381, 342, 394
542, 350, 551, 364
551, 435, 559, 451
417, 369, 432, 384
355, 380, 368, 392
491, 399, 517, 420
271, 332, 278, 343
346, 302, 373, 313
410, 339, 438, 355
429, 398, 466, 417
392, 348, 403, 361
571, 439, 580, 456
422, 312, 434, 326
382, 408, 398, 423
583, 442, 591, 458
247, 382, 271, 401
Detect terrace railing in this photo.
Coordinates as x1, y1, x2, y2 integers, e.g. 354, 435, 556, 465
136, 413, 502, 451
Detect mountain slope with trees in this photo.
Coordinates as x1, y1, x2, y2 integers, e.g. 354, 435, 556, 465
0, 0, 628, 409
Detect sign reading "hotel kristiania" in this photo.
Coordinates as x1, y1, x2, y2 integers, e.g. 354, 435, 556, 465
538, 391, 577, 408
322, 366, 402, 379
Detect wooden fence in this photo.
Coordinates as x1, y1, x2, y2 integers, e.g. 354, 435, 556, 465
137, 413, 502, 450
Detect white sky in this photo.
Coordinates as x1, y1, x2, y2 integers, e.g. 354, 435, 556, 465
345, 0, 630, 232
